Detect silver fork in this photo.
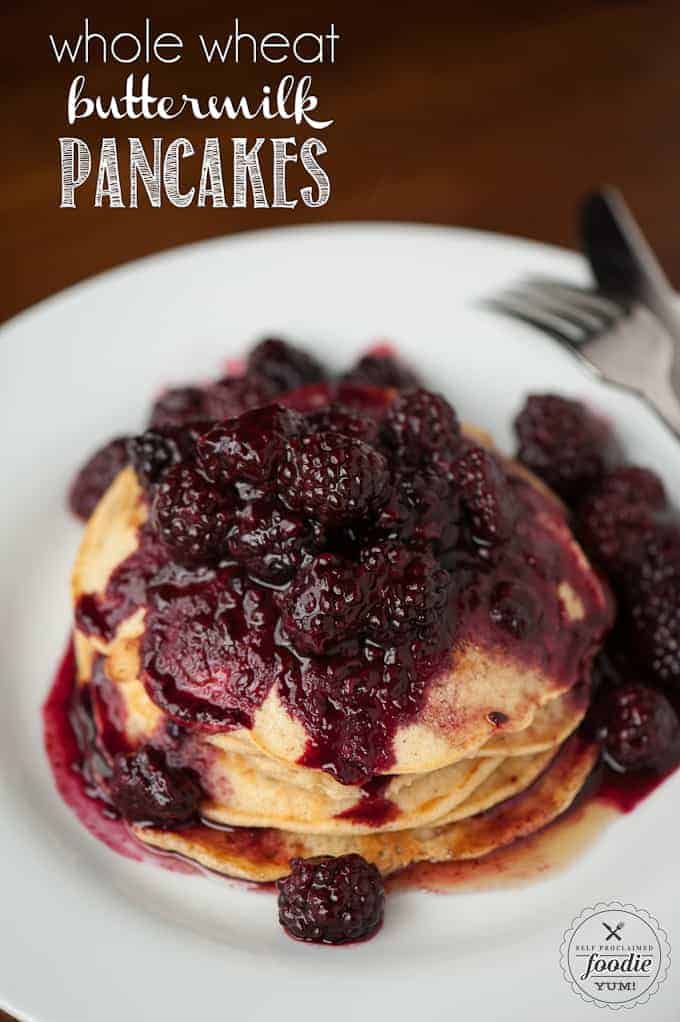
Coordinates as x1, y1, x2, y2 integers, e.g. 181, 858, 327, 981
487, 278, 680, 435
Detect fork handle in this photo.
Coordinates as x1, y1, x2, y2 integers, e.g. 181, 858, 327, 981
581, 189, 680, 398
581, 189, 680, 339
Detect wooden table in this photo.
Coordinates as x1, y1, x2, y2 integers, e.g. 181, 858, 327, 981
4, 0, 680, 329
1, 1, 679, 1018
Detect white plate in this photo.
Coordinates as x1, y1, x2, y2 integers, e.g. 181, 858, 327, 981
1, 224, 678, 1022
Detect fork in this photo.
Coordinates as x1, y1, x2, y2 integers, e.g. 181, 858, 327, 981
487, 278, 680, 435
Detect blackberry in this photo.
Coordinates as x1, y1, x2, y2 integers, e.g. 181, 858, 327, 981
514, 393, 612, 502
278, 432, 391, 526
277, 854, 384, 944
307, 403, 380, 444
342, 351, 421, 391
127, 428, 185, 489
69, 437, 129, 521
203, 375, 278, 421
630, 580, 680, 689
591, 465, 666, 511
150, 465, 231, 564
197, 405, 301, 488
624, 523, 680, 600
376, 468, 460, 549
382, 389, 460, 466
280, 553, 377, 654
149, 386, 209, 429
109, 746, 202, 827
227, 500, 322, 584
141, 566, 277, 731
365, 546, 451, 644
451, 446, 513, 545
593, 683, 679, 772
577, 473, 661, 577
247, 338, 326, 394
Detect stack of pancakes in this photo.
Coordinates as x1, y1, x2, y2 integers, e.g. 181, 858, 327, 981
72, 438, 611, 882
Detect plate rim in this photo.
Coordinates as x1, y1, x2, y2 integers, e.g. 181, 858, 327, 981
1, 219, 583, 336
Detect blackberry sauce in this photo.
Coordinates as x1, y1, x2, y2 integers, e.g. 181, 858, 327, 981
74, 382, 611, 787
49, 352, 680, 893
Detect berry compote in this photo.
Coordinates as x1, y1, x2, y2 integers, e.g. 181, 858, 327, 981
70, 350, 611, 788
44, 352, 680, 948
515, 394, 680, 806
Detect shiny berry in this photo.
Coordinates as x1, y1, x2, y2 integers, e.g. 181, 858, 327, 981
578, 498, 652, 574
151, 465, 230, 564
307, 403, 380, 444
382, 389, 460, 466
149, 386, 209, 429
366, 546, 451, 644
625, 523, 680, 599
69, 437, 129, 521
343, 351, 420, 391
451, 446, 513, 545
277, 854, 384, 944
109, 746, 203, 826
127, 429, 185, 488
514, 393, 612, 501
227, 500, 322, 583
376, 468, 460, 549
577, 466, 665, 575
594, 466, 666, 511
630, 581, 680, 688
247, 338, 326, 394
198, 405, 301, 487
594, 683, 679, 771
280, 554, 377, 654
203, 375, 278, 421
278, 432, 391, 526
141, 566, 278, 730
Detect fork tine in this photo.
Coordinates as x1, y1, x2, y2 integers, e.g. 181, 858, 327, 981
510, 284, 605, 335
524, 277, 625, 323
486, 292, 586, 346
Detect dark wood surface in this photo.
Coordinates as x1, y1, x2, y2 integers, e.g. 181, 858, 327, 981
3, 0, 680, 328
1, 1, 679, 1018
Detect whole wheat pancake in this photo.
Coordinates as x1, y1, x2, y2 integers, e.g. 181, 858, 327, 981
434, 748, 555, 825
478, 681, 589, 756
73, 464, 610, 779
76, 623, 590, 838
132, 734, 597, 881
91, 637, 587, 772
208, 680, 586, 767
195, 745, 500, 833
59, 356, 623, 915
196, 748, 555, 835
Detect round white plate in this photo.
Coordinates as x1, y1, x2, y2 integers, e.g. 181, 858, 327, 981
1, 224, 678, 1022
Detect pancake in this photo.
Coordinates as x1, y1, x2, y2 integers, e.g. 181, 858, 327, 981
132, 734, 598, 881
207, 681, 588, 768
435, 748, 555, 825
196, 748, 555, 835
73, 461, 610, 778
67, 387, 613, 889
196, 745, 502, 833
478, 681, 589, 756
78, 628, 589, 838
